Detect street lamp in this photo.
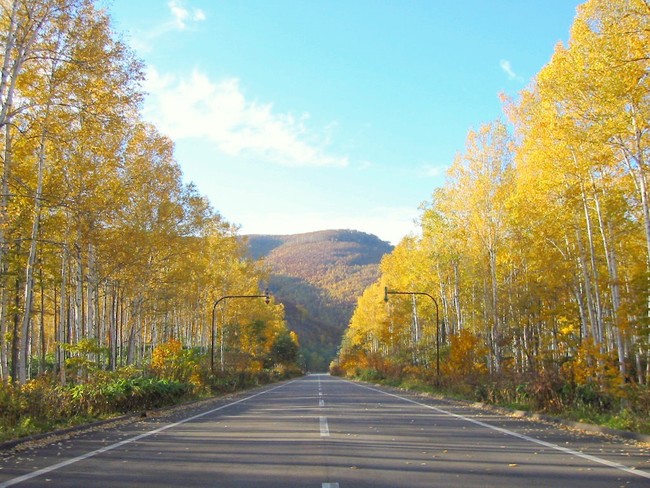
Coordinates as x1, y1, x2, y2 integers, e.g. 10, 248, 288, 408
211, 288, 271, 372
384, 286, 440, 384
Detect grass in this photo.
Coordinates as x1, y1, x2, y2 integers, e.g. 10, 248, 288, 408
344, 372, 650, 436
0, 413, 106, 444
0, 366, 303, 445
559, 407, 650, 435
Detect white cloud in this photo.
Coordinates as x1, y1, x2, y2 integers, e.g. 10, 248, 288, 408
168, 0, 206, 30
126, 1, 206, 52
143, 67, 349, 168
499, 59, 522, 81
421, 163, 446, 178
192, 8, 206, 22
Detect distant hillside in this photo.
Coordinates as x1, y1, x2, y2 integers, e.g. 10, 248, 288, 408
245, 230, 393, 371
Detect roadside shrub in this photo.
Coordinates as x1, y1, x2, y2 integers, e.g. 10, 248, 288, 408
442, 329, 488, 383
357, 368, 386, 383
150, 339, 207, 393
21, 375, 74, 419
0, 366, 194, 443
69, 376, 189, 415
270, 363, 303, 380
526, 369, 563, 412
0, 381, 24, 427
0, 375, 77, 441
329, 362, 344, 377
62, 338, 110, 383
624, 383, 650, 417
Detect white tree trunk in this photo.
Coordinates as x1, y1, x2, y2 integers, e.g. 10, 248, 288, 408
18, 128, 48, 384
58, 245, 68, 384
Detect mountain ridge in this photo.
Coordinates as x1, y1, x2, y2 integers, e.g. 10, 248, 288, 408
244, 229, 393, 370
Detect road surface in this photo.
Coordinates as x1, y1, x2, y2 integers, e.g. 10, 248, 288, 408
1, 374, 649, 487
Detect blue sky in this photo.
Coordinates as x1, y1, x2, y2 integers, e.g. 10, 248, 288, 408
104, 0, 582, 244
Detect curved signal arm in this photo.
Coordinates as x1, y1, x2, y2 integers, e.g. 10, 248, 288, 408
384, 287, 440, 384
211, 289, 271, 372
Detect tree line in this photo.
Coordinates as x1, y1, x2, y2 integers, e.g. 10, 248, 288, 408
335, 0, 650, 415
0, 0, 294, 386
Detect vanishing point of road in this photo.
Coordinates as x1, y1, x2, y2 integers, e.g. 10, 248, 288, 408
1, 374, 649, 487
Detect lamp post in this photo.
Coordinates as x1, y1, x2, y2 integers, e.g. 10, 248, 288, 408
384, 286, 440, 384
211, 289, 270, 372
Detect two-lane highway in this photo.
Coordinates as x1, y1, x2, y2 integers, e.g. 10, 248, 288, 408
1, 375, 649, 487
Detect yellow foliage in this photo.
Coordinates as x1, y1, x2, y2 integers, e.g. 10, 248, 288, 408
561, 338, 624, 396
151, 339, 183, 377
150, 339, 206, 392
334, 0, 649, 398
442, 330, 488, 380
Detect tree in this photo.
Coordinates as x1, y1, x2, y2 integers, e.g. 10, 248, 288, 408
441, 120, 514, 372
338, 0, 650, 395
268, 330, 299, 366
0, 0, 293, 385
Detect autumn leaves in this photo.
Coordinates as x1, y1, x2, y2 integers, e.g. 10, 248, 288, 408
0, 0, 292, 385
336, 0, 650, 411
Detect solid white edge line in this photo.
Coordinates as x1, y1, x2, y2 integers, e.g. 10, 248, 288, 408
0, 380, 298, 488
348, 380, 650, 480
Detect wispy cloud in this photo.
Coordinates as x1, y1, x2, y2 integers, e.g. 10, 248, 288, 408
421, 163, 446, 178
143, 67, 348, 168
499, 59, 523, 82
168, 0, 206, 30
127, 1, 205, 52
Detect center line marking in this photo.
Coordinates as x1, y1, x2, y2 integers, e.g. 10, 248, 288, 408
319, 416, 330, 437
319, 399, 325, 407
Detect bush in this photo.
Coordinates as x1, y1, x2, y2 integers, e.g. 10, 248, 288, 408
0, 337, 302, 444
0, 369, 193, 443
270, 363, 303, 380
70, 376, 191, 415
329, 363, 344, 377
0, 381, 27, 430
150, 339, 207, 393
0, 375, 77, 442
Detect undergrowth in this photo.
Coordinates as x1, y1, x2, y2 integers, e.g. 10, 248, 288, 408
0, 364, 302, 443
338, 368, 650, 435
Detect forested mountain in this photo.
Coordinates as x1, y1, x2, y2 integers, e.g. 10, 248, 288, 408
246, 230, 393, 370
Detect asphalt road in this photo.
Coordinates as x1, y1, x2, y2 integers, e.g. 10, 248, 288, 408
1, 374, 649, 487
